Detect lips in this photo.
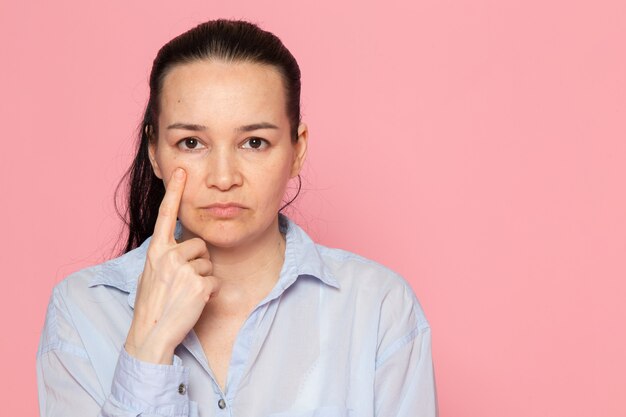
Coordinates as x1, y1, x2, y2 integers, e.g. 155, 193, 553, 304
201, 202, 246, 218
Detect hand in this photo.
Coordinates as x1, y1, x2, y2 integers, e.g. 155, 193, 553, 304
124, 167, 219, 364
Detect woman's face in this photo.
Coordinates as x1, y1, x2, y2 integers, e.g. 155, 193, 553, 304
148, 59, 307, 249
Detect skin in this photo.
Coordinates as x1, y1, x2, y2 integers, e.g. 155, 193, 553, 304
124, 59, 308, 387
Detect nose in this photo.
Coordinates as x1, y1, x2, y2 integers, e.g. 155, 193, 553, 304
205, 146, 243, 191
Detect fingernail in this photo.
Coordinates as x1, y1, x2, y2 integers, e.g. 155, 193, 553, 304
175, 168, 185, 179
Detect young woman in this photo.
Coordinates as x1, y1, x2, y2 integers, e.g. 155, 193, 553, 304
37, 19, 437, 417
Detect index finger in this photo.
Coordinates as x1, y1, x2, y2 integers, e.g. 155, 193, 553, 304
153, 167, 186, 245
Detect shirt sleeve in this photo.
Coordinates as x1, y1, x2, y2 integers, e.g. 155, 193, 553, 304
37, 285, 192, 417
373, 282, 438, 417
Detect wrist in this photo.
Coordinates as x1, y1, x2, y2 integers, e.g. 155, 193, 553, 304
125, 329, 175, 365
124, 342, 175, 365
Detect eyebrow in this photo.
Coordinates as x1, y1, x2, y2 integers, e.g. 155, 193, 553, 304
167, 122, 207, 131
166, 122, 279, 132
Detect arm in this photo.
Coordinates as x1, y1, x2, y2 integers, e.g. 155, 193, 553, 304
374, 324, 437, 417
37, 286, 192, 417
373, 283, 438, 417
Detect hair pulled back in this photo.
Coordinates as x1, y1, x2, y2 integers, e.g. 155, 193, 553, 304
115, 19, 302, 255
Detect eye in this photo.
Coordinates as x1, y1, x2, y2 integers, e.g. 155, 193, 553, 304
241, 137, 269, 150
177, 137, 205, 151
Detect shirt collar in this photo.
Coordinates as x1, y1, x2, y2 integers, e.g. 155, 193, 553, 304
89, 214, 339, 309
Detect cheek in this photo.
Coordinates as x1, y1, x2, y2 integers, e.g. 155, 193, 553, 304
259, 160, 294, 202
156, 153, 205, 202
179, 164, 206, 202
157, 145, 208, 173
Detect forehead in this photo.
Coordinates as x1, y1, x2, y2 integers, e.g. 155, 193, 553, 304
158, 59, 288, 128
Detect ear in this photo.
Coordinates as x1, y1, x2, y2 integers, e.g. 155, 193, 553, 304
146, 125, 164, 180
290, 122, 308, 177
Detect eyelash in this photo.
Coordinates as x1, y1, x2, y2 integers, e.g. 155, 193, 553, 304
241, 137, 270, 150
176, 137, 270, 152
176, 137, 205, 152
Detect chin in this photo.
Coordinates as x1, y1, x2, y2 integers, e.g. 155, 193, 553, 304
181, 218, 254, 248
204, 232, 247, 249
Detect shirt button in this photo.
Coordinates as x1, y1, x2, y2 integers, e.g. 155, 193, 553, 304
178, 383, 186, 395
218, 399, 226, 409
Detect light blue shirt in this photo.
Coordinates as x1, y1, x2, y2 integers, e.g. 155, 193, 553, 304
37, 215, 437, 416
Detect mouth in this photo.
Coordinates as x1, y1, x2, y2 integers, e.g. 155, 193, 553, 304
200, 202, 246, 218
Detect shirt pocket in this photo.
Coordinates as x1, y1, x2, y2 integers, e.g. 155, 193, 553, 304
267, 406, 353, 417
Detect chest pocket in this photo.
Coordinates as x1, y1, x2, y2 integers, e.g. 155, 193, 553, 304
268, 406, 353, 417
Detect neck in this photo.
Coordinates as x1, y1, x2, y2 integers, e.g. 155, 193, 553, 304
210, 233, 285, 290
180, 217, 286, 291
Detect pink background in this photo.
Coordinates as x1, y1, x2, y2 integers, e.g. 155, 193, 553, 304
1, 0, 625, 416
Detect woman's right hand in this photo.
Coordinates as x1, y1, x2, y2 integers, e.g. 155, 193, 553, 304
124, 167, 220, 364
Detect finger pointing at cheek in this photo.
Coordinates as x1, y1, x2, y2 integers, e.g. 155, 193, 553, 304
125, 166, 219, 364
152, 167, 186, 247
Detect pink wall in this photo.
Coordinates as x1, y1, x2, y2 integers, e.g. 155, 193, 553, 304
1, 0, 625, 415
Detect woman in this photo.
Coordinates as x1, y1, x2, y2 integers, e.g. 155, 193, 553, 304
37, 19, 437, 417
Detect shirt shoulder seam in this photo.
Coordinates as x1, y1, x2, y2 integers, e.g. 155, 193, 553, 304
38, 339, 90, 359
375, 322, 431, 369
38, 284, 90, 359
